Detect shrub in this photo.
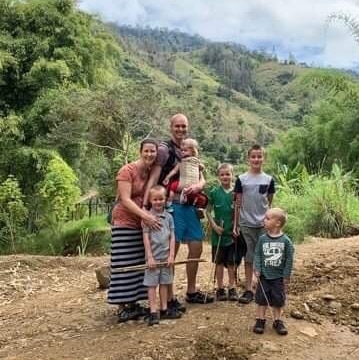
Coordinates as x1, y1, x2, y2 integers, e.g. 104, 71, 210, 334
37, 155, 81, 225
0, 176, 28, 253
30, 215, 110, 255
275, 164, 359, 242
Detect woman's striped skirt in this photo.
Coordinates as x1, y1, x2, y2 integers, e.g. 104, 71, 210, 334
107, 227, 148, 304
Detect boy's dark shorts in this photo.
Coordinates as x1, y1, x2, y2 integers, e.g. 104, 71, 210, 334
212, 243, 235, 265
255, 277, 286, 308
212, 236, 247, 266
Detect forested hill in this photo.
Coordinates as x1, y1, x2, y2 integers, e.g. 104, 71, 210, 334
112, 24, 316, 149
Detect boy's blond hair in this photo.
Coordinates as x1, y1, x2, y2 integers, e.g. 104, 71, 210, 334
217, 163, 233, 175
149, 185, 167, 200
269, 207, 288, 228
182, 138, 199, 157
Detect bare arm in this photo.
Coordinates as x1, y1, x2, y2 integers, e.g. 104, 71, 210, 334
143, 164, 162, 208
206, 203, 223, 235
267, 193, 274, 207
233, 192, 241, 236
119, 180, 160, 228
163, 163, 180, 185
143, 232, 156, 269
185, 170, 206, 195
267, 178, 275, 208
168, 230, 175, 265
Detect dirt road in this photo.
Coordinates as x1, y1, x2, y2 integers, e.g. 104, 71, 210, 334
0, 237, 358, 360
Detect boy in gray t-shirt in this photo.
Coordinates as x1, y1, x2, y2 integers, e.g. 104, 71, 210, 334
143, 185, 181, 325
233, 145, 275, 304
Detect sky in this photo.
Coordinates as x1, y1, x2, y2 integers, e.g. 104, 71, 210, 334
79, 0, 359, 69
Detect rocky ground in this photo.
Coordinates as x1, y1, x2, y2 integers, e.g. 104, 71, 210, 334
0, 237, 358, 360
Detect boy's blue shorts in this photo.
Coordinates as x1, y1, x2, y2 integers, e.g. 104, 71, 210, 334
173, 202, 204, 242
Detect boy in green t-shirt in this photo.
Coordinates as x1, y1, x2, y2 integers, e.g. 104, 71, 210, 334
206, 163, 240, 301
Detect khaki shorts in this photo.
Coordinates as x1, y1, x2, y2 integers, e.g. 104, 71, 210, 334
240, 226, 265, 263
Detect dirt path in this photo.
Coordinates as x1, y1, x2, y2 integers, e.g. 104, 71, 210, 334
0, 237, 358, 360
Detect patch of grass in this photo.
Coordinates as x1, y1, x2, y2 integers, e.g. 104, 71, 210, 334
27, 215, 110, 255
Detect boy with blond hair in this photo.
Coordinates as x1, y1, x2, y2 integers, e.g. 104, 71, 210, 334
143, 185, 182, 325
253, 207, 294, 335
206, 163, 240, 301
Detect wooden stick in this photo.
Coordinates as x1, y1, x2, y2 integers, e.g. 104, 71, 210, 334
112, 258, 206, 273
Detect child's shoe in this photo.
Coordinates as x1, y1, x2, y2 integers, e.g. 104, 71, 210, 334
228, 287, 239, 301
273, 319, 288, 335
147, 312, 160, 326
216, 288, 227, 301
253, 318, 266, 334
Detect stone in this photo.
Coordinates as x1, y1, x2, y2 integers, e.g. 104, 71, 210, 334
322, 294, 336, 301
290, 309, 305, 320
95, 266, 110, 289
350, 303, 359, 310
299, 327, 318, 338
329, 301, 342, 310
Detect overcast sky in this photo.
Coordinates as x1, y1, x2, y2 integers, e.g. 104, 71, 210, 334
79, 0, 359, 69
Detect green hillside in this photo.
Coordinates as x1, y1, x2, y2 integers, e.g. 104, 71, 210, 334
113, 25, 319, 153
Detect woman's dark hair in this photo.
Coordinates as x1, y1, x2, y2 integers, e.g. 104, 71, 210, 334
140, 138, 159, 151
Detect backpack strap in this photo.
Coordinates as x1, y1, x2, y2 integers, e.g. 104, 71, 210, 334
158, 140, 181, 185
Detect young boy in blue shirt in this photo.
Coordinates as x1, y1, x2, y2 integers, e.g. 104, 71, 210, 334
143, 185, 182, 325
253, 207, 294, 335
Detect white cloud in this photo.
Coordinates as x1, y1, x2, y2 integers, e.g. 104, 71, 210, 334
79, 0, 359, 68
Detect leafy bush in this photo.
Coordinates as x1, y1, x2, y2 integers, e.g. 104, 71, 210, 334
275, 164, 359, 242
0, 176, 28, 253
37, 155, 81, 224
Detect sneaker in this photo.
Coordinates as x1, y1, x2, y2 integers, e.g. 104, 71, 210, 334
147, 312, 160, 326
118, 303, 143, 323
273, 319, 288, 335
228, 288, 239, 301
238, 290, 254, 304
186, 291, 214, 304
160, 308, 182, 320
253, 318, 266, 334
216, 288, 227, 301
168, 298, 187, 313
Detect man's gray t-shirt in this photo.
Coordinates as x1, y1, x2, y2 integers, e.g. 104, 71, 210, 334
143, 210, 174, 260
234, 172, 275, 228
